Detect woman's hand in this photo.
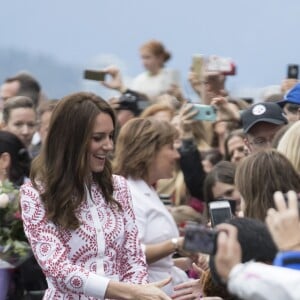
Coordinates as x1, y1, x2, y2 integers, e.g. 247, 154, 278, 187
214, 224, 242, 282
132, 277, 173, 300
101, 65, 125, 92
178, 104, 198, 138
211, 97, 240, 122
266, 191, 300, 251
172, 279, 202, 300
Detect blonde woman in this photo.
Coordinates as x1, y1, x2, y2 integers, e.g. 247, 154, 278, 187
113, 118, 192, 296
277, 120, 300, 174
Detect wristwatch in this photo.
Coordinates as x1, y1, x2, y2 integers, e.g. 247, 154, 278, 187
171, 238, 179, 252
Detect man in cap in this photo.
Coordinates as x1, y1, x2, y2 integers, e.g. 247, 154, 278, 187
277, 83, 300, 122
241, 102, 288, 153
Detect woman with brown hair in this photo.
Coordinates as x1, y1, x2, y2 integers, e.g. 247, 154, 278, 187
102, 40, 180, 101
20, 92, 171, 300
113, 118, 192, 296
235, 149, 300, 222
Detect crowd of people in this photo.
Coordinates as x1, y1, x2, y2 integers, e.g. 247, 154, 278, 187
0, 39, 300, 300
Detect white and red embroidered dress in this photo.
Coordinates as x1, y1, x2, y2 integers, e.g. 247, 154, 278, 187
20, 175, 148, 300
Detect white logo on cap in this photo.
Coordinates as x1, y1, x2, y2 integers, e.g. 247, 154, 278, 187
252, 104, 266, 116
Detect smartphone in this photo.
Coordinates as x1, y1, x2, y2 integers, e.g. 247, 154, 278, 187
193, 104, 216, 121
209, 200, 232, 227
214, 198, 236, 215
287, 64, 299, 79
83, 70, 107, 81
192, 54, 204, 80
183, 223, 218, 255
207, 56, 236, 76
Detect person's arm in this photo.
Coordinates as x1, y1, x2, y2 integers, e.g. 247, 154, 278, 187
210, 97, 241, 123
115, 176, 149, 283
179, 138, 205, 201
177, 104, 206, 201
144, 237, 184, 264
100, 65, 127, 93
227, 262, 300, 300
105, 277, 172, 300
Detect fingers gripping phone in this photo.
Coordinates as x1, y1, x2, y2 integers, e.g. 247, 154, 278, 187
183, 223, 218, 255
193, 104, 217, 121
209, 200, 232, 227
83, 70, 107, 81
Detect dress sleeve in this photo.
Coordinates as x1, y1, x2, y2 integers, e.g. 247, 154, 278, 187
228, 262, 300, 300
113, 176, 148, 284
20, 183, 110, 299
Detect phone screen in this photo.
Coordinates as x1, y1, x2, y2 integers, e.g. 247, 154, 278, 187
183, 224, 217, 255
209, 201, 232, 227
210, 208, 232, 227
83, 70, 106, 81
287, 64, 299, 79
214, 198, 237, 215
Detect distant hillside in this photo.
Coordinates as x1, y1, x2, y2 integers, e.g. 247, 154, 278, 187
0, 48, 82, 98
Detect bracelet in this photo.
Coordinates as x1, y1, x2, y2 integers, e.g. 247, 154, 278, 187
171, 238, 179, 252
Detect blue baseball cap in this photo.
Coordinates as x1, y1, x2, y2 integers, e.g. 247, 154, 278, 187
277, 83, 300, 107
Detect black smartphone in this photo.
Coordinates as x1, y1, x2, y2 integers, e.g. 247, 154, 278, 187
83, 70, 107, 81
183, 223, 218, 255
287, 64, 299, 79
209, 200, 233, 227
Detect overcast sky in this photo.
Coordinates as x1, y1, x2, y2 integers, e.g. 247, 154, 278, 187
1, 0, 299, 100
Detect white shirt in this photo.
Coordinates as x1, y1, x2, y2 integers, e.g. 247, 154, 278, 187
131, 68, 179, 98
127, 177, 189, 295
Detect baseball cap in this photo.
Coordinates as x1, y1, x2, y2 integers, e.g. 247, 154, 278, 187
277, 83, 300, 107
241, 102, 288, 133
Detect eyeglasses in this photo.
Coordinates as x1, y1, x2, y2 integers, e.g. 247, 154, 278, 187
248, 137, 273, 148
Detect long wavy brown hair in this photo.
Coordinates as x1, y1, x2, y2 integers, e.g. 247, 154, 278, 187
30, 92, 118, 230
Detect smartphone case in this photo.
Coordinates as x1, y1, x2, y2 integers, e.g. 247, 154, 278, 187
193, 104, 216, 121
